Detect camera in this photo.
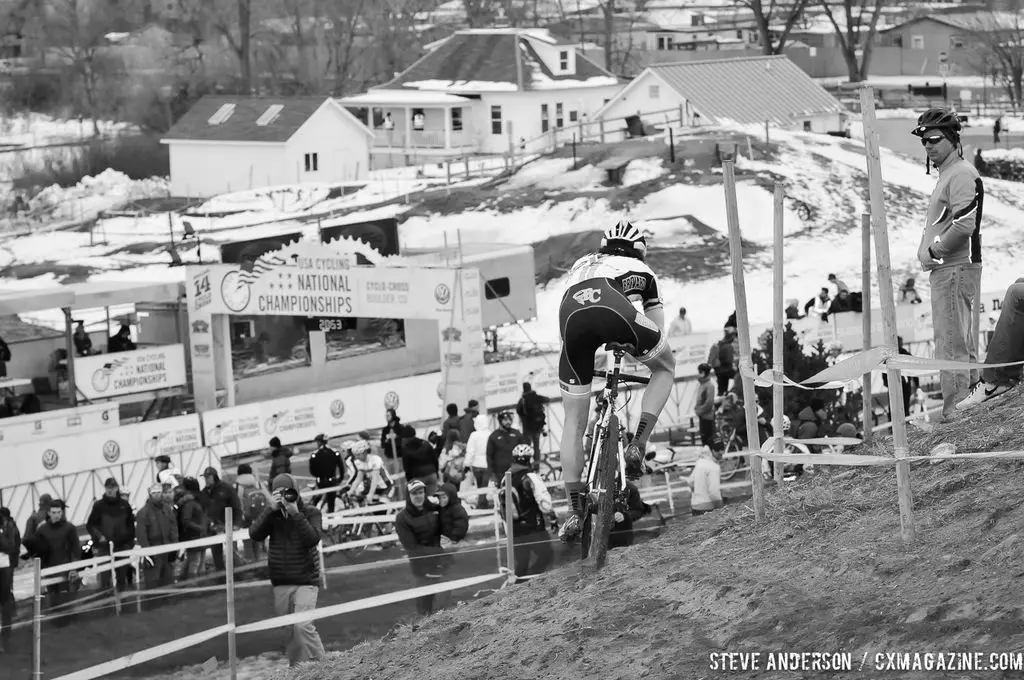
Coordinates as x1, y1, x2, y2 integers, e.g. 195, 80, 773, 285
281, 488, 299, 503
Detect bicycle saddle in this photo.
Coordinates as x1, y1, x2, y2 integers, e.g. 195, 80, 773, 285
604, 341, 637, 354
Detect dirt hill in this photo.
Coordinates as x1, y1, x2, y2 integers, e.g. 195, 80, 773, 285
285, 387, 1024, 680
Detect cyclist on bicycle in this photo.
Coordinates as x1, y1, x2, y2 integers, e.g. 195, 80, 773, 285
557, 219, 676, 542
345, 439, 395, 501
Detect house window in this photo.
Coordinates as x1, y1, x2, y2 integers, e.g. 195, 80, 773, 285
950, 35, 965, 49
304, 153, 319, 172
451, 107, 463, 131
911, 35, 924, 50
657, 35, 670, 50
559, 50, 568, 71
541, 103, 549, 133
803, 121, 812, 132
569, 110, 578, 123
411, 108, 425, 130
491, 105, 502, 135
649, 84, 660, 99
485, 277, 510, 300
555, 103, 563, 128
736, 29, 743, 39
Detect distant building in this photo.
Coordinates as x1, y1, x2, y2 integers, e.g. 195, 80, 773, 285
595, 54, 848, 134
161, 96, 372, 198
337, 28, 623, 164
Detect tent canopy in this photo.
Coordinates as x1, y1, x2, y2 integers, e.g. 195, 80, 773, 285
0, 281, 185, 316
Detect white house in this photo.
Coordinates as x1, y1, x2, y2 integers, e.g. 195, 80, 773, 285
337, 28, 625, 164
595, 55, 848, 134
161, 96, 373, 198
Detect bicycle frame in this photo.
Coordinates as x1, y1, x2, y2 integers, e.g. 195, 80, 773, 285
584, 353, 629, 500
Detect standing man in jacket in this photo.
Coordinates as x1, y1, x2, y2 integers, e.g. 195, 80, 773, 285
394, 480, 446, 616
308, 434, 343, 513
457, 400, 480, 444
86, 478, 136, 590
135, 484, 178, 595
0, 506, 20, 652
176, 477, 208, 580
201, 467, 242, 574
694, 363, 717, 447
24, 500, 81, 615
249, 474, 325, 667
22, 494, 51, 550
913, 108, 984, 419
266, 438, 293, 489
707, 329, 737, 396
487, 410, 524, 483
516, 383, 549, 467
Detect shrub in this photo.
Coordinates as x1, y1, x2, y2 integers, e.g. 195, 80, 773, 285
12, 135, 169, 191
980, 151, 1024, 183
0, 71, 67, 113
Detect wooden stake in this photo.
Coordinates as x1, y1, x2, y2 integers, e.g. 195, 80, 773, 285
225, 507, 237, 680
32, 558, 41, 680
861, 212, 873, 444
503, 471, 515, 580
722, 154, 765, 521
860, 86, 915, 544
772, 183, 785, 485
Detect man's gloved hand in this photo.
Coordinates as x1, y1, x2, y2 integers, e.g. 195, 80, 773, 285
440, 536, 453, 550
614, 511, 625, 523
177, 549, 186, 560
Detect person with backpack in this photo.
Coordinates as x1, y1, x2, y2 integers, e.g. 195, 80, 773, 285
235, 464, 271, 563
499, 444, 557, 578
707, 328, 738, 396
516, 382, 549, 467
266, 438, 293, 490
308, 434, 343, 513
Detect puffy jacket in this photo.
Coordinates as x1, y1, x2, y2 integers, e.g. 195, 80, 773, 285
918, 154, 983, 271
690, 450, 722, 513
465, 415, 491, 469
177, 493, 208, 541
437, 482, 469, 542
202, 472, 242, 528
86, 494, 136, 549
487, 427, 524, 479
27, 518, 81, 568
694, 376, 716, 421
394, 500, 443, 578
268, 445, 293, 481
135, 498, 179, 547
249, 495, 322, 587
401, 437, 440, 481
0, 516, 21, 568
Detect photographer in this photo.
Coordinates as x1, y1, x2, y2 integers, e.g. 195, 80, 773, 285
248, 474, 325, 667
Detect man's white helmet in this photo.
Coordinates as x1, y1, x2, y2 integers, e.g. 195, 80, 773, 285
602, 219, 647, 254
351, 439, 370, 455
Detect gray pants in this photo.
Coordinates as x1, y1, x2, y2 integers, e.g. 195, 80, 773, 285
273, 585, 325, 666
983, 278, 1024, 386
930, 264, 980, 413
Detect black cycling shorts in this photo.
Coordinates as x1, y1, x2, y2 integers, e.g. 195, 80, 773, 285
558, 278, 664, 388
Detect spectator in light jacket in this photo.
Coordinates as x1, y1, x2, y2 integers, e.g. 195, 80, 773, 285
465, 413, 492, 509
85, 477, 136, 590
249, 474, 325, 667
690, 446, 723, 516
694, 363, 717, 447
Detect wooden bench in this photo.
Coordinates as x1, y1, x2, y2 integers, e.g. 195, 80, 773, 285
596, 156, 632, 184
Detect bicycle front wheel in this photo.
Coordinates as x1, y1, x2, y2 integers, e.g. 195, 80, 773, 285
583, 414, 619, 569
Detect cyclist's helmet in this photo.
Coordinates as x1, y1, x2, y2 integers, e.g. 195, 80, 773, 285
911, 107, 962, 137
351, 439, 370, 456
602, 219, 647, 256
511, 443, 534, 465
781, 415, 791, 433
497, 410, 514, 427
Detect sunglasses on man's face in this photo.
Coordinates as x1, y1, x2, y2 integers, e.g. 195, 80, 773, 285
921, 135, 946, 146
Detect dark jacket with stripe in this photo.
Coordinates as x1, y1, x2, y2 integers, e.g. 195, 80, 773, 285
249, 501, 322, 587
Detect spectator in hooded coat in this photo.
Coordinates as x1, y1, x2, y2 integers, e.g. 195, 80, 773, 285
609, 481, 648, 549
176, 477, 208, 581
394, 480, 445, 616
0, 506, 20, 651
201, 467, 242, 573
441, 404, 461, 451
86, 477, 136, 589
464, 413, 492, 509
22, 495, 52, 551
436, 482, 469, 543
381, 409, 415, 460
401, 434, 441, 494
266, 437, 293, 489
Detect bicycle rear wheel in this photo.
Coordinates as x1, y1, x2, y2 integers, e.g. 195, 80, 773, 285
583, 414, 619, 569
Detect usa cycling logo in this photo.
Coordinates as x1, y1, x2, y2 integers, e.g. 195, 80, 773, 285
42, 449, 59, 471
384, 391, 400, 409
191, 320, 210, 334
330, 399, 345, 419
573, 287, 602, 305
103, 440, 121, 463
434, 284, 452, 305
441, 326, 462, 342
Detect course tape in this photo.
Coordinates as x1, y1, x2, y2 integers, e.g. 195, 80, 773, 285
759, 448, 1024, 467
743, 344, 1024, 390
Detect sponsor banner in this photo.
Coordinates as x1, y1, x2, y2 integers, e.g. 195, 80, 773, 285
75, 344, 188, 400
9, 425, 150, 486
316, 387, 369, 437
134, 414, 203, 459
0, 402, 119, 445
202, 404, 264, 453
186, 266, 217, 413
261, 396, 320, 446
437, 267, 487, 414
362, 372, 442, 425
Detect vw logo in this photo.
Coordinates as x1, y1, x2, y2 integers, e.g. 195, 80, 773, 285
434, 283, 451, 305
384, 391, 400, 409
42, 449, 59, 471
103, 440, 121, 463
436, 382, 444, 399
330, 399, 345, 419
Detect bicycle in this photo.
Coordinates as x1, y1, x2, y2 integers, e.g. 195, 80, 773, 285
579, 341, 650, 569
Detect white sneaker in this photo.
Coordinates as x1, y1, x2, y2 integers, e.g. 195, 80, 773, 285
956, 381, 1013, 410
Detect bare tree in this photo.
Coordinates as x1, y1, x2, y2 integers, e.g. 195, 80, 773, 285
321, 0, 368, 95
965, 11, 1024, 108
818, 0, 884, 83
736, 0, 810, 55
462, 0, 498, 27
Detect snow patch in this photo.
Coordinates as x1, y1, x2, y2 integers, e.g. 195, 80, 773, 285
621, 157, 666, 187
985, 148, 1024, 161
28, 169, 169, 222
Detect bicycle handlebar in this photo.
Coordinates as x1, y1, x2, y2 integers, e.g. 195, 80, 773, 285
593, 369, 650, 385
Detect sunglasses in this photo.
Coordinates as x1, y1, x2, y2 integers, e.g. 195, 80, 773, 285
921, 135, 946, 146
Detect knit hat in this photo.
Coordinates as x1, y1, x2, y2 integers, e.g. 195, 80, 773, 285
271, 473, 296, 491
237, 463, 253, 475
103, 477, 119, 488
407, 479, 426, 493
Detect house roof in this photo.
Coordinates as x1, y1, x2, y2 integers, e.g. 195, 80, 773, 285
340, 90, 474, 106
879, 11, 1021, 34
0, 315, 63, 344
617, 55, 846, 126
382, 29, 620, 92
162, 96, 372, 143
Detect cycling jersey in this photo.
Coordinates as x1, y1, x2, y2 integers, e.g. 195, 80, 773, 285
557, 253, 667, 388
346, 454, 393, 497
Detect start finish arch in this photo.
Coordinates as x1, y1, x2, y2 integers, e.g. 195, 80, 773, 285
184, 237, 486, 415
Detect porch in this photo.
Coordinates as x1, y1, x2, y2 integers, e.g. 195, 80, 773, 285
339, 90, 481, 155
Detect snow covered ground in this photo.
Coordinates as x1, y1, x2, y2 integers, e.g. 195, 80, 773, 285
0, 113, 136, 147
